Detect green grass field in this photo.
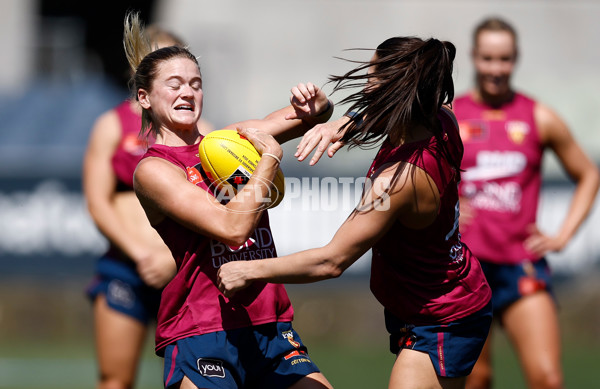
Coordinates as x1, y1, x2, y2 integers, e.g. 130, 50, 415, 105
1, 274, 598, 388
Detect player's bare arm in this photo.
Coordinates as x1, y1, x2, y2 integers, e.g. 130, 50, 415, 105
524, 103, 600, 255
217, 162, 440, 297
229, 82, 332, 144
134, 128, 282, 247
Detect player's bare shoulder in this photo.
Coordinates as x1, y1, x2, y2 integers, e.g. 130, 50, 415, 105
369, 161, 440, 228
533, 101, 571, 146
132, 157, 176, 225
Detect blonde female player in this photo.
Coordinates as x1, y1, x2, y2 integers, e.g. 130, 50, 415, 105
83, 25, 212, 389
123, 11, 334, 389
455, 17, 600, 389
218, 37, 493, 389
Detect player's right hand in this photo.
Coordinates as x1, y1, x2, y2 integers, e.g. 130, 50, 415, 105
217, 260, 254, 298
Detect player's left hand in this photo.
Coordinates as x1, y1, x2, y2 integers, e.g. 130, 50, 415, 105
237, 127, 283, 160
523, 224, 566, 257
217, 261, 254, 298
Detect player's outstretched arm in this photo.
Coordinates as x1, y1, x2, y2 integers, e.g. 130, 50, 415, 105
217, 162, 440, 297
230, 82, 333, 144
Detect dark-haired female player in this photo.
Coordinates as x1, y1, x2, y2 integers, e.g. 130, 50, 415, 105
218, 37, 493, 389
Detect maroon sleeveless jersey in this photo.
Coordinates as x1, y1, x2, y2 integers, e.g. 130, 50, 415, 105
454, 92, 542, 264
111, 100, 152, 190
368, 108, 491, 325
139, 142, 293, 355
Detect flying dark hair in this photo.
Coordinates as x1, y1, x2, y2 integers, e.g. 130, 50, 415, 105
329, 37, 457, 169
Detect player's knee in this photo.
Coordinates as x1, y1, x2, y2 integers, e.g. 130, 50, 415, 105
529, 369, 563, 389
98, 374, 133, 389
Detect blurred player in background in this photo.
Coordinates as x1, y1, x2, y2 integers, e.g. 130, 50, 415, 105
83, 23, 213, 389
218, 36, 493, 389
124, 11, 334, 389
453, 17, 600, 389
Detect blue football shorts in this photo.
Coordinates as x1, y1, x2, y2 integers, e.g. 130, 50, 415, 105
86, 255, 162, 324
384, 301, 493, 378
163, 322, 321, 389
480, 257, 554, 314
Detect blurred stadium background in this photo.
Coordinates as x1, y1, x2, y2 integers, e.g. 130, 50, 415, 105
0, 1, 599, 388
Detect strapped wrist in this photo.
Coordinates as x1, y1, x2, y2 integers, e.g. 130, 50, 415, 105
304, 99, 334, 125
316, 100, 333, 118
344, 111, 363, 125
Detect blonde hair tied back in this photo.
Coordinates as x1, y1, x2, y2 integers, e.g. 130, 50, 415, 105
123, 11, 153, 74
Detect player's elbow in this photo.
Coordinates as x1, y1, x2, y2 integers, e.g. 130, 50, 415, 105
324, 262, 345, 279
310, 261, 344, 280
85, 200, 106, 224
221, 231, 251, 248
320, 245, 364, 279
219, 221, 258, 247
319, 254, 349, 279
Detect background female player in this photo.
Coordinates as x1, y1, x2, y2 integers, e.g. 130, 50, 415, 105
453, 17, 600, 389
83, 24, 212, 389
123, 11, 334, 389
218, 37, 493, 389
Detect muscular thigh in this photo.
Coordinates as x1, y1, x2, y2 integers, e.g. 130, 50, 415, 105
390, 349, 465, 389
501, 291, 561, 371
94, 295, 148, 367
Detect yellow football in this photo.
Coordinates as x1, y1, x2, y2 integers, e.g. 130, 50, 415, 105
199, 129, 285, 208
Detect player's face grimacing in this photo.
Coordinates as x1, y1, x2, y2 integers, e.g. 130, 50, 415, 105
472, 30, 517, 100
141, 58, 204, 132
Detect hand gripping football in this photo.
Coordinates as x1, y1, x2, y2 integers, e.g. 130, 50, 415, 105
199, 129, 285, 208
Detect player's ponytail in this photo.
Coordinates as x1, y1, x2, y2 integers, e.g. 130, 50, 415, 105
123, 11, 200, 139
123, 11, 152, 76
331, 37, 456, 147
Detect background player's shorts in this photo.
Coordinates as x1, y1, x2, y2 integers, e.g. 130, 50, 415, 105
163, 322, 321, 389
480, 257, 554, 314
86, 254, 162, 324
384, 301, 492, 378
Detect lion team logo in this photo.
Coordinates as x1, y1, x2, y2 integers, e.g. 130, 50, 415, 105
506, 121, 530, 144
282, 330, 301, 348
